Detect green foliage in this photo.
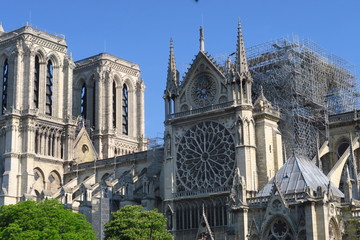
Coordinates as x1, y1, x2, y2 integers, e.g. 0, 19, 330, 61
104, 205, 173, 240
344, 218, 360, 240
0, 199, 96, 240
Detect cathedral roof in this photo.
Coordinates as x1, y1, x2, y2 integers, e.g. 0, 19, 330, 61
257, 154, 344, 198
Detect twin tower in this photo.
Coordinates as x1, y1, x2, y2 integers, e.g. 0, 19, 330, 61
0, 24, 147, 204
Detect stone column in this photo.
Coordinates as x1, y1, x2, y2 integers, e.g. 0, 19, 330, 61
305, 201, 318, 240
13, 40, 24, 110
105, 73, 112, 131
53, 65, 61, 118
39, 61, 46, 114
136, 81, 145, 150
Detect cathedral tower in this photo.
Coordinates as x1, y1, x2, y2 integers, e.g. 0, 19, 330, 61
0, 25, 76, 204
73, 53, 147, 159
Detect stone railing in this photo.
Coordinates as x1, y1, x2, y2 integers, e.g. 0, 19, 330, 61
329, 111, 360, 123
168, 101, 235, 119
66, 150, 150, 172
174, 186, 230, 198
249, 192, 306, 205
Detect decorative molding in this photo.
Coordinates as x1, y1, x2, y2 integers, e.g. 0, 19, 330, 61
23, 34, 67, 53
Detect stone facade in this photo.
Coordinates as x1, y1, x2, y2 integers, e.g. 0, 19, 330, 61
1, 22, 360, 240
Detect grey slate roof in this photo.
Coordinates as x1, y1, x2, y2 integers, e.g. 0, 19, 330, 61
257, 154, 344, 198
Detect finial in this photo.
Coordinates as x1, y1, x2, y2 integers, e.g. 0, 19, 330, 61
0, 22, 4, 33
200, 26, 205, 52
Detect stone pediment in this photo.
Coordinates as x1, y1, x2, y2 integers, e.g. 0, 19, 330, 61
73, 127, 98, 164
180, 51, 226, 91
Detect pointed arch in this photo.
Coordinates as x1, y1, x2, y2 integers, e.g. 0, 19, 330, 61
33, 47, 46, 63
46, 52, 61, 68
48, 170, 62, 193
33, 167, 45, 196
329, 217, 341, 240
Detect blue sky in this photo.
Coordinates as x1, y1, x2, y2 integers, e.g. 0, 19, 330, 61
2, 0, 360, 139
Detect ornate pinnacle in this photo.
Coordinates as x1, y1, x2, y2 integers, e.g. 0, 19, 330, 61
235, 19, 250, 75
166, 38, 178, 92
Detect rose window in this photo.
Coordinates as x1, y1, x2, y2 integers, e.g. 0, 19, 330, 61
176, 121, 235, 192
267, 218, 294, 240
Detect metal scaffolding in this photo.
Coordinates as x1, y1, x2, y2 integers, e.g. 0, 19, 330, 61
246, 37, 358, 159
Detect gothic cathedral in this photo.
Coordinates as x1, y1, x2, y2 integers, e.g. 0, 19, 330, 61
0, 21, 359, 240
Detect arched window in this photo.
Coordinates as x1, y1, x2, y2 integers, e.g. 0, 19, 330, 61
80, 83, 87, 119
93, 80, 96, 127
34, 56, 40, 108
46, 60, 53, 115
113, 81, 116, 128
122, 84, 128, 135
2, 59, 8, 114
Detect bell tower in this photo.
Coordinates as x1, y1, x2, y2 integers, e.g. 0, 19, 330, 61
0, 24, 76, 204
73, 53, 147, 159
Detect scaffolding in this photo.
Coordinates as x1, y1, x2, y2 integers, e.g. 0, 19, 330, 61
246, 37, 358, 159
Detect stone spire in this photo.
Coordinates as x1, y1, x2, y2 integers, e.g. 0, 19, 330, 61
235, 19, 250, 75
200, 26, 205, 52
165, 38, 178, 95
0, 22, 5, 35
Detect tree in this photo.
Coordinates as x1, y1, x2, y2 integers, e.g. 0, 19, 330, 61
104, 205, 173, 240
0, 199, 96, 240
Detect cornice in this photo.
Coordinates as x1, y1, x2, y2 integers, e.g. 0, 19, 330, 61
74, 53, 140, 77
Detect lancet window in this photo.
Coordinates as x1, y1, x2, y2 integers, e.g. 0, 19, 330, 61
113, 81, 116, 128
93, 80, 96, 127
34, 56, 40, 108
2, 59, 8, 114
46, 60, 53, 115
122, 84, 128, 135
81, 83, 87, 119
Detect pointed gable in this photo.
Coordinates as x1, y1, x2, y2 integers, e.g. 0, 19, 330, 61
257, 154, 344, 198
73, 128, 98, 164
181, 51, 226, 88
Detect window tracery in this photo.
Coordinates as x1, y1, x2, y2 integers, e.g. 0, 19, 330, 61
176, 121, 235, 192
266, 218, 294, 240
2, 58, 8, 114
